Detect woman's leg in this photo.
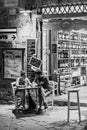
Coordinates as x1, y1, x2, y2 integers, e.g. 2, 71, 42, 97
20, 90, 25, 109
38, 87, 43, 109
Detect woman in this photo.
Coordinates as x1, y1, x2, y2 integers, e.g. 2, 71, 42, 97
15, 70, 36, 111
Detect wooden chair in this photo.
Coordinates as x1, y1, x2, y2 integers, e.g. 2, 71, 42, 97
11, 82, 17, 108
45, 80, 58, 110
45, 87, 54, 109
11, 82, 26, 110
49, 80, 58, 97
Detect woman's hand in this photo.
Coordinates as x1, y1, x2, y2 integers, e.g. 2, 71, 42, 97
27, 85, 32, 88
32, 82, 38, 87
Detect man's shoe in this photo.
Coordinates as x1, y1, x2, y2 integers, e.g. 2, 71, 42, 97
44, 102, 48, 109
36, 108, 42, 114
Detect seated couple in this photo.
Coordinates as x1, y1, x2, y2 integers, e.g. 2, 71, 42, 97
15, 69, 51, 113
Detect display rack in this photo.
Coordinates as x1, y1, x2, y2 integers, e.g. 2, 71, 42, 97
57, 31, 87, 90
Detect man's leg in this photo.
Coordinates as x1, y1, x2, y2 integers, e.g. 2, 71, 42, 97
41, 88, 48, 109
38, 87, 48, 109
38, 87, 43, 109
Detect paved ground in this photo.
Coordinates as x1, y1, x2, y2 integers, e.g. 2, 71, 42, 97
0, 85, 87, 130
54, 85, 87, 106
0, 105, 87, 130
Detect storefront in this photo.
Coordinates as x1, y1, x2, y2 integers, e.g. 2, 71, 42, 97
0, 0, 87, 91
39, 1, 87, 92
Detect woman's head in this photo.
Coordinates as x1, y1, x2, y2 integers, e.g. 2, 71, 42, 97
20, 70, 26, 77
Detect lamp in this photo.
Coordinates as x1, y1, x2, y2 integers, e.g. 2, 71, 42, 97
20, 9, 32, 15
19, 8, 32, 21
19, 8, 32, 15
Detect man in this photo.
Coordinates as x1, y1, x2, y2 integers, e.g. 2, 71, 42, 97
34, 69, 50, 113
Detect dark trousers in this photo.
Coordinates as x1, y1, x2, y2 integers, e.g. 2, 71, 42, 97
15, 90, 25, 109
38, 87, 46, 108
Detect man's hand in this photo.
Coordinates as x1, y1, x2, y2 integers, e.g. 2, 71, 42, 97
38, 81, 44, 85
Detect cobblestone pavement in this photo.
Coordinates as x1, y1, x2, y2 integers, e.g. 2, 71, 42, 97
0, 105, 87, 130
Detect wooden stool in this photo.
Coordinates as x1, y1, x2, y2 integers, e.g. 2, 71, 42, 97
67, 89, 81, 122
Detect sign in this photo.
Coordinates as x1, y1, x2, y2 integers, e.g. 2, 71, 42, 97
0, 34, 16, 41
27, 39, 36, 79
0, 0, 4, 7
81, 67, 86, 75
4, 0, 18, 7
0, 28, 17, 41
52, 44, 57, 53
3, 49, 24, 79
29, 56, 42, 71
9, 8, 16, 15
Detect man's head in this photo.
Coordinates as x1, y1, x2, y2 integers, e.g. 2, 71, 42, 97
35, 69, 42, 77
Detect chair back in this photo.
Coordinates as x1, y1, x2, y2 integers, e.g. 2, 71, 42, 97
49, 80, 58, 96
45, 81, 57, 110
11, 82, 17, 107
11, 82, 16, 95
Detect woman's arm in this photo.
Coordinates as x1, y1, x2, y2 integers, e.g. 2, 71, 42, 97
16, 78, 20, 86
16, 78, 26, 88
26, 78, 33, 87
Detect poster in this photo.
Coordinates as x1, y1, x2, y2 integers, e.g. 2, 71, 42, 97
3, 49, 23, 79
29, 56, 41, 71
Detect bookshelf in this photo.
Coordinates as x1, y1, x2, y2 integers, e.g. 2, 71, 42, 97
57, 31, 87, 90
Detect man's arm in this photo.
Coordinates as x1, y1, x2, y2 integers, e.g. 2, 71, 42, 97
16, 78, 20, 86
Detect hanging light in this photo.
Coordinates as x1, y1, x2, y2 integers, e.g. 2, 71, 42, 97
19, 8, 32, 21
20, 9, 32, 15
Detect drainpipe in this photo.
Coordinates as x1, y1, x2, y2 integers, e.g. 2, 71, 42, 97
49, 30, 51, 80
40, 20, 43, 61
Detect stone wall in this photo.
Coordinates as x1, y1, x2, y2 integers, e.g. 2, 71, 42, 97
0, 9, 39, 80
